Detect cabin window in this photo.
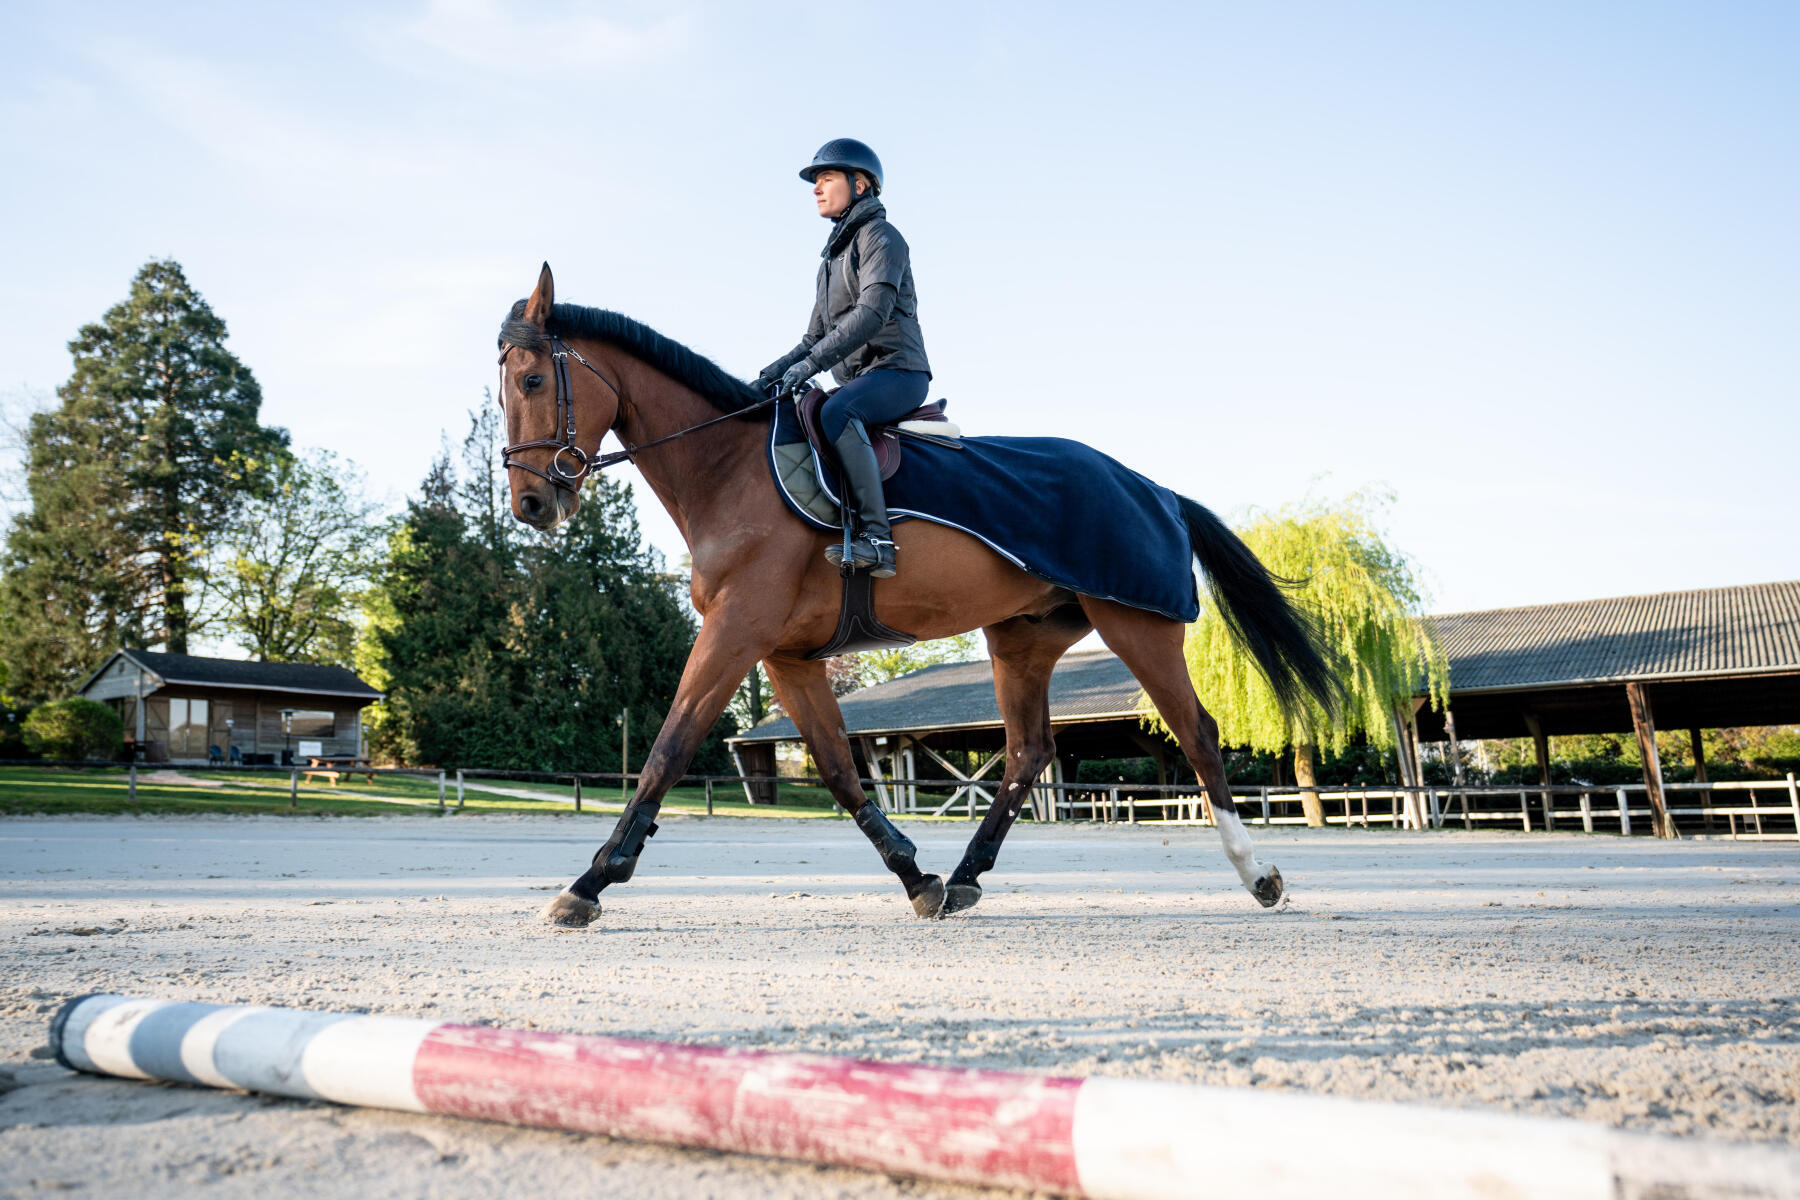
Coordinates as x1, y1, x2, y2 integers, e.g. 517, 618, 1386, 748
287, 710, 335, 739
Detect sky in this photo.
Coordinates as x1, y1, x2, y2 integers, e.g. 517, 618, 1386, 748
2, 0, 1795, 624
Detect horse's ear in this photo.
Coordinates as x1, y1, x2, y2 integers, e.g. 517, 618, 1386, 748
524, 262, 555, 326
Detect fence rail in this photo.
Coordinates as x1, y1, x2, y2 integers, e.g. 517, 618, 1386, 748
3, 760, 1796, 840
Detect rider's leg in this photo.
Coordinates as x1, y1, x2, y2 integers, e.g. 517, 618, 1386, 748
819, 370, 930, 576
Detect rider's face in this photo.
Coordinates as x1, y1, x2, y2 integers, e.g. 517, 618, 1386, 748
812, 170, 860, 219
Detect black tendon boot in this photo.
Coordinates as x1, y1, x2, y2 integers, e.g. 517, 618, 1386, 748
824, 420, 898, 578
852, 803, 943, 917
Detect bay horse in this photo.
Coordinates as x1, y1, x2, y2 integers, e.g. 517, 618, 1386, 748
498, 265, 1339, 927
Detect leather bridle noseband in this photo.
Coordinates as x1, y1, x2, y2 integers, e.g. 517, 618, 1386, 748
498, 334, 779, 491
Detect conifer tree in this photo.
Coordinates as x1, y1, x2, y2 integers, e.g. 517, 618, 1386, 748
361, 404, 729, 772
0, 260, 287, 700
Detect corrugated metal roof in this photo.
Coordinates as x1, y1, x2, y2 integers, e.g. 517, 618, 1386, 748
732, 581, 1800, 743
1431, 580, 1800, 691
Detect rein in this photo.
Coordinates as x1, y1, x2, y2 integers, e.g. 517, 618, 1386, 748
499, 335, 778, 491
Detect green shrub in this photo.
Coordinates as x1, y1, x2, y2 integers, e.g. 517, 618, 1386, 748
21, 698, 124, 761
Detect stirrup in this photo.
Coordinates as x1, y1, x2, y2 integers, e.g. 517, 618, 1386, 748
825, 535, 896, 577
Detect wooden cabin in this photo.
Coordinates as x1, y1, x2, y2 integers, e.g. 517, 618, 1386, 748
77, 649, 383, 765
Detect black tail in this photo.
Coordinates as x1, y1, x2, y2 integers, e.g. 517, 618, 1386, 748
1178, 494, 1345, 722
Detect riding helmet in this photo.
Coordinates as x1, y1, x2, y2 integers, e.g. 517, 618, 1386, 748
799, 138, 884, 194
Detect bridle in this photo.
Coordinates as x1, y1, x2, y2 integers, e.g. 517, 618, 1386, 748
498, 333, 780, 491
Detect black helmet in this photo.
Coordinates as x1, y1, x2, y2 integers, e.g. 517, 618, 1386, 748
799, 138, 883, 194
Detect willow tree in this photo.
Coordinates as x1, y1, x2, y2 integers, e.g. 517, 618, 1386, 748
1149, 491, 1449, 826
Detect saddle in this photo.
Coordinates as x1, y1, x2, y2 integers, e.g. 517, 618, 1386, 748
794, 387, 962, 481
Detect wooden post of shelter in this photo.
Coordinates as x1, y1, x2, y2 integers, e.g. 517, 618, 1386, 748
1389, 703, 1425, 829
1523, 713, 1552, 829
1690, 728, 1711, 831
1625, 682, 1675, 838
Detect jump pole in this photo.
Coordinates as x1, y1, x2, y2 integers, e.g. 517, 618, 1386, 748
49, 995, 1799, 1200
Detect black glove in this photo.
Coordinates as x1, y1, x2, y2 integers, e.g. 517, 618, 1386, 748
780, 361, 816, 396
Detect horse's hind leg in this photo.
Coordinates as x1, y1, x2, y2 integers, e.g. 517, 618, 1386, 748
762, 656, 944, 918
944, 606, 1093, 914
1080, 596, 1284, 907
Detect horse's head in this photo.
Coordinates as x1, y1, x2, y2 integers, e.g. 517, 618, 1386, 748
496, 263, 621, 530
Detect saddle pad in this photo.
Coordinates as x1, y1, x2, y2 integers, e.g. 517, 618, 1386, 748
767, 398, 1200, 621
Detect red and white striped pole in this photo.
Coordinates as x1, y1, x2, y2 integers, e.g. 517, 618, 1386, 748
50, 995, 1800, 1200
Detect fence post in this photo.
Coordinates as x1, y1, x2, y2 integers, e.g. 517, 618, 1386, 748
1616, 787, 1631, 836
705, 776, 714, 816
290, 768, 299, 809
573, 776, 582, 814
1579, 791, 1593, 834
1787, 773, 1799, 842
456, 769, 465, 810
437, 770, 446, 811
128, 762, 137, 804
1518, 791, 1530, 832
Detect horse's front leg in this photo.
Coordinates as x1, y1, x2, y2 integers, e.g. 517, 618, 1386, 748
541, 614, 772, 928
763, 656, 945, 918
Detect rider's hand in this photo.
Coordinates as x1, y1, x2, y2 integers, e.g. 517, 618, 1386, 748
780, 362, 815, 396
779, 362, 814, 395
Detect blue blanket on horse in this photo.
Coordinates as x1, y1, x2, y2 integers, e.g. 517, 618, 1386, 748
767, 399, 1200, 622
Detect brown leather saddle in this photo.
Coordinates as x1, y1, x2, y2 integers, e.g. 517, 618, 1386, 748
795, 388, 957, 481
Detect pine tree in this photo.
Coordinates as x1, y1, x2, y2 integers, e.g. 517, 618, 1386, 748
361, 404, 729, 772
0, 260, 287, 700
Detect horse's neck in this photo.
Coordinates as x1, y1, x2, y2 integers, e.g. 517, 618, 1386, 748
603, 351, 769, 546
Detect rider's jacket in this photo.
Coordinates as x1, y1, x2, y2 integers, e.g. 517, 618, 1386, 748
765, 195, 931, 385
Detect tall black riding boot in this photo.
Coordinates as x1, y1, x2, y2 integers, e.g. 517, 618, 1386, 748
824, 419, 898, 578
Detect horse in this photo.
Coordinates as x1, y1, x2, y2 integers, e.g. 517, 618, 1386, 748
497, 264, 1340, 927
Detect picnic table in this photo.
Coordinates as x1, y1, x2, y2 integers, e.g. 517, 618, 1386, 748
300, 757, 377, 786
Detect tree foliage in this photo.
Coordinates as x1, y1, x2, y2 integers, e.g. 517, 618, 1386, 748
1153, 490, 1448, 753
22, 697, 124, 760
0, 260, 287, 701
214, 449, 382, 664
360, 406, 731, 771
824, 633, 983, 697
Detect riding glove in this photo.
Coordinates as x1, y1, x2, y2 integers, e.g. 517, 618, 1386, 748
780, 361, 816, 396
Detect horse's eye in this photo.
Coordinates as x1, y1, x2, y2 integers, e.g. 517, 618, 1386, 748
522, 373, 545, 392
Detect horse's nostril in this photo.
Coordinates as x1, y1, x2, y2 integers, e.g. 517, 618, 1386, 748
520, 493, 545, 520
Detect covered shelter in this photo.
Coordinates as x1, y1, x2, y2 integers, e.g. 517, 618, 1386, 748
77, 649, 384, 765
728, 649, 1159, 810
1415, 580, 1800, 835
731, 581, 1800, 830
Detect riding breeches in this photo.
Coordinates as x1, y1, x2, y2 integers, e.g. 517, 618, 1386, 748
819, 369, 930, 442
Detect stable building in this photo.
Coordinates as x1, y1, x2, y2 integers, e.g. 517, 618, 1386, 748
729, 580, 1800, 826
77, 649, 384, 765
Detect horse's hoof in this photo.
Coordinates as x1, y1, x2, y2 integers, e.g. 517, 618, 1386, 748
942, 882, 982, 915
540, 891, 601, 927
1251, 867, 1284, 908
909, 874, 945, 919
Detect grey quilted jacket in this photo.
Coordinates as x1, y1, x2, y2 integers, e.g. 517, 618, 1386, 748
762, 196, 931, 385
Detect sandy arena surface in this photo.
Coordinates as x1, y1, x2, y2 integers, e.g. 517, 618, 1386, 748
2, 813, 1797, 1198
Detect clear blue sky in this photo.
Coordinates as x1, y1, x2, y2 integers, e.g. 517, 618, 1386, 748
3, 1, 1795, 617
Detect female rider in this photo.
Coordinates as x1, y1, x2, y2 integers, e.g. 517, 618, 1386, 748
757, 138, 930, 579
